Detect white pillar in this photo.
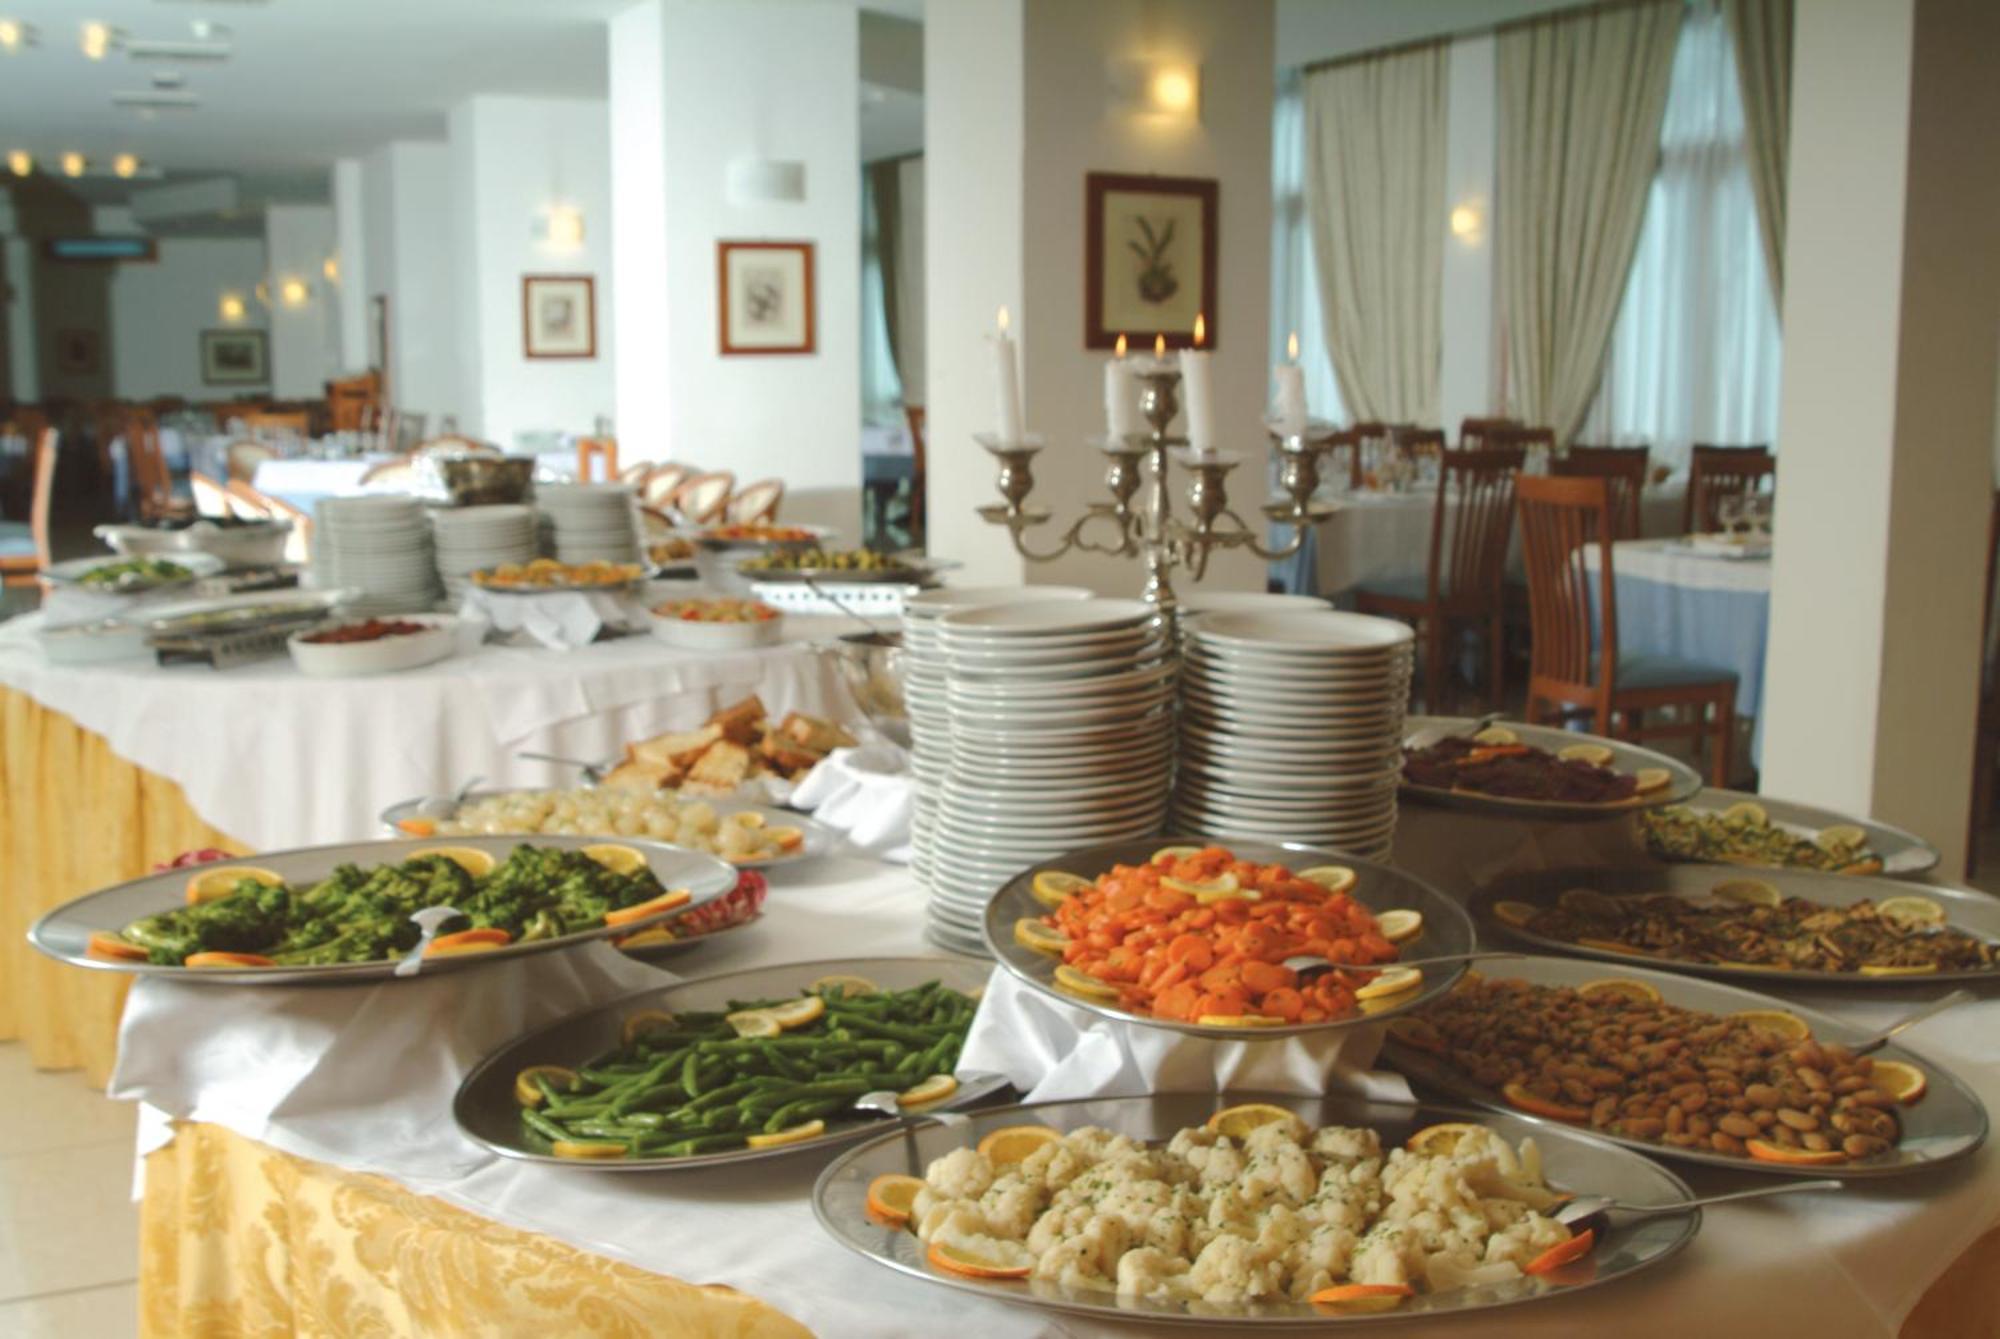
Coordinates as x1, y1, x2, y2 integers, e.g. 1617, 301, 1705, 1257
263, 203, 337, 400
330, 158, 369, 375
1438, 35, 1496, 436
1760, 0, 2000, 871
608, 1, 670, 459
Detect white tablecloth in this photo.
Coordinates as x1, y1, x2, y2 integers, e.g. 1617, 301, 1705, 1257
249, 456, 396, 510
0, 612, 860, 849
108, 847, 2000, 1339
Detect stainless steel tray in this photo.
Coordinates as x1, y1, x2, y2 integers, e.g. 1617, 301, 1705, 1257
1642, 787, 1939, 876
378, 790, 840, 871
813, 1091, 1698, 1327
982, 837, 1475, 1039
142, 588, 353, 640
1469, 863, 2000, 987
454, 956, 1006, 1170
1382, 954, 1987, 1178
29, 834, 737, 986
735, 559, 933, 585
1401, 715, 1703, 820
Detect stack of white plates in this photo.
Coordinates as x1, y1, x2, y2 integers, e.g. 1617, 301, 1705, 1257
312, 495, 440, 614
535, 483, 641, 564
927, 597, 1174, 955
430, 504, 538, 596
1174, 609, 1414, 859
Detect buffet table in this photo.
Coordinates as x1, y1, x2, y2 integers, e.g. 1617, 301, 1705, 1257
109, 850, 2000, 1338
0, 614, 859, 1080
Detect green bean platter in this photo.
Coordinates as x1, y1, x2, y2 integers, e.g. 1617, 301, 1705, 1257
453, 957, 1007, 1170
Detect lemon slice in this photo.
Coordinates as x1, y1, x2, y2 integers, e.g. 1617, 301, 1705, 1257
976, 1124, 1061, 1164
810, 973, 878, 997
1152, 845, 1206, 863
726, 810, 767, 829
1722, 800, 1770, 825
1013, 917, 1069, 955
865, 1172, 926, 1225
1712, 877, 1781, 907
1298, 865, 1357, 895
1472, 725, 1519, 745
1195, 1014, 1287, 1028
183, 865, 286, 905
1163, 872, 1239, 897
1868, 1059, 1927, 1103
1875, 895, 1945, 928
1859, 962, 1938, 977
726, 1009, 781, 1037
406, 845, 498, 877
1577, 978, 1662, 1005
1731, 1008, 1809, 1040
764, 996, 826, 1029
1355, 965, 1422, 1000
1375, 908, 1423, 943
1312, 1284, 1414, 1313
1030, 870, 1092, 907
747, 1119, 826, 1148
1207, 1102, 1304, 1139
1557, 887, 1619, 916
927, 1238, 1034, 1278
514, 1065, 578, 1107
898, 1074, 960, 1108
1557, 743, 1615, 767
1491, 899, 1539, 928
621, 1009, 678, 1046
1052, 963, 1119, 1000
551, 1139, 627, 1160
614, 926, 678, 950
580, 843, 648, 876
1816, 823, 1869, 851
1195, 884, 1259, 905
1632, 768, 1671, 795
1405, 1122, 1491, 1156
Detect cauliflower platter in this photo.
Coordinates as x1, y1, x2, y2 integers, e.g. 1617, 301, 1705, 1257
400, 790, 814, 866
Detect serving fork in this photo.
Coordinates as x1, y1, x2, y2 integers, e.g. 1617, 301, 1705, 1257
1554, 1179, 1842, 1239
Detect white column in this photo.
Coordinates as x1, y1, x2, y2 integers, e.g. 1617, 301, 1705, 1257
1438, 34, 1496, 435
608, 1, 670, 460
330, 158, 369, 374
1760, 0, 2000, 871
263, 203, 337, 400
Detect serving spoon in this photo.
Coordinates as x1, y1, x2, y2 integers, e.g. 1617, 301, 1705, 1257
417, 773, 486, 819
392, 904, 464, 978
1282, 949, 1523, 984
1850, 989, 1976, 1056
1554, 1179, 1842, 1240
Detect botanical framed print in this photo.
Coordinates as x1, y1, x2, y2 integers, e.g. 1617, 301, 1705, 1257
53, 328, 102, 376
522, 275, 597, 359
1084, 171, 1219, 350
199, 329, 268, 385
718, 241, 816, 355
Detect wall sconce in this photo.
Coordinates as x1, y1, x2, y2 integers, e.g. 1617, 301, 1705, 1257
1449, 201, 1485, 243
60, 151, 85, 178
219, 292, 246, 322
113, 153, 138, 179
80, 19, 114, 60
726, 158, 805, 205
322, 255, 339, 283
6, 150, 29, 177
533, 204, 585, 249
0, 19, 38, 52
279, 278, 310, 308
1107, 57, 1202, 122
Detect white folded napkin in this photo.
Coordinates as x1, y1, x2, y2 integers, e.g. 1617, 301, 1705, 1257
789, 743, 913, 861
457, 586, 643, 650
959, 967, 1416, 1104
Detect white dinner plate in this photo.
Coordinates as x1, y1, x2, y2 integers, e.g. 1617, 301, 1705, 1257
1190, 609, 1415, 655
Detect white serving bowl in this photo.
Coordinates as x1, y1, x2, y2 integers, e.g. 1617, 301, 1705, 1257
287, 615, 457, 678
648, 609, 784, 651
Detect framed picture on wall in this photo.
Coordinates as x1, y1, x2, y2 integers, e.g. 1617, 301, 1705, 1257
1083, 171, 1219, 350
53, 328, 102, 375
200, 329, 268, 385
718, 241, 816, 355
521, 274, 597, 359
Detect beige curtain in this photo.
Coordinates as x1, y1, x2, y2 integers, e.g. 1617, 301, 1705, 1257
1498, 1, 1684, 442
867, 159, 905, 382
1722, 0, 1792, 304
1302, 44, 1447, 424
866, 155, 927, 407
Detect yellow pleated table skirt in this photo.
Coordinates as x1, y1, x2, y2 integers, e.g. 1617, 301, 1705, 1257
0, 687, 245, 1085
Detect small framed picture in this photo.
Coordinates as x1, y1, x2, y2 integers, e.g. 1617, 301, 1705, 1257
522, 274, 597, 359
200, 329, 269, 385
718, 241, 816, 355
1084, 171, 1219, 350
53, 328, 102, 376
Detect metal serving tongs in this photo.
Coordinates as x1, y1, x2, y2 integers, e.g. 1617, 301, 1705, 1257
850, 1070, 1014, 1130
1282, 949, 1524, 985
1555, 1179, 1843, 1239
1849, 989, 1976, 1056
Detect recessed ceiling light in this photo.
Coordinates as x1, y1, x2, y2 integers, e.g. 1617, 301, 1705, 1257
113, 153, 139, 179
0, 18, 29, 52
80, 20, 112, 60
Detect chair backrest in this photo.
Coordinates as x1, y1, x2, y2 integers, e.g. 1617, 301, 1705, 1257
411, 435, 494, 460
1686, 445, 1775, 533
325, 372, 380, 433
1517, 474, 1619, 699
129, 423, 176, 517
618, 460, 655, 488
225, 439, 277, 483
1394, 426, 1446, 457
188, 471, 233, 520
675, 470, 735, 525
223, 478, 271, 521
1425, 446, 1526, 605
1459, 416, 1522, 448
905, 404, 929, 536
29, 428, 58, 568
576, 435, 618, 483
727, 478, 785, 525
1553, 444, 1650, 541
1322, 428, 1363, 490
239, 409, 310, 438
641, 463, 693, 510
358, 458, 419, 490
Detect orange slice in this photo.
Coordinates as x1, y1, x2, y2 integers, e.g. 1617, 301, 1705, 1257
1525, 1228, 1596, 1275
1558, 743, 1615, 767
1471, 726, 1519, 745
1632, 767, 1671, 794
621, 1009, 678, 1045
1311, 1283, 1413, 1313
614, 926, 678, 950
1354, 965, 1422, 1000
1869, 1059, 1927, 1104
747, 1119, 826, 1148
87, 931, 149, 962
394, 817, 437, 837
602, 889, 692, 927
865, 1172, 926, 1225
184, 865, 285, 906
1577, 978, 1663, 1006
899, 1074, 960, 1108
1875, 896, 1945, 928
1731, 1009, 1809, 1041
425, 928, 512, 956
1745, 1138, 1846, 1166
405, 846, 497, 877
514, 1065, 578, 1107
580, 843, 648, 876
927, 1239, 1033, 1279
1501, 1080, 1589, 1122
1375, 908, 1423, 943
183, 951, 275, 969
1207, 1103, 1302, 1140
977, 1125, 1061, 1165
1405, 1122, 1491, 1156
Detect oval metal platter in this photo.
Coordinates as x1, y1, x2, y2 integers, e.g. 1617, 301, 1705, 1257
28, 834, 737, 986
1469, 863, 2000, 987
43, 550, 228, 591
377, 790, 840, 871
1637, 787, 1939, 876
813, 1090, 1698, 1328
982, 837, 1475, 1039
1400, 715, 1702, 821
454, 956, 1007, 1171
1381, 954, 1988, 1178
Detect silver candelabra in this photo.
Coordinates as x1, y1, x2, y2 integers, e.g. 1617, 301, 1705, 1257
976, 365, 1338, 613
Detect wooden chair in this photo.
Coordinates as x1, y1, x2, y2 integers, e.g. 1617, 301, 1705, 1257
358, 457, 420, 491
904, 405, 929, 542
129, 422, 184, 521
225, 439, 278, 484
618, 460, 655, 488
577, 436, 618, 484
0, 429, 58, 587
641, 463, 694, 511
188, 471, 233, 520
1393, 426, 1446, 455
1491, 425, 1557, 474
1459, 416, 1522, 448
223, 479, 272, 522
1554, 445, 1651, 541
1968, 490, 2000, 876
1685, 445, 1775, 534
325, 372, 381, 433
1516, 474, 1737, 783
1355, 446, 1527, 712
675, 471, 735, 526
237, 409, 310, 438
727, 478, 785, 525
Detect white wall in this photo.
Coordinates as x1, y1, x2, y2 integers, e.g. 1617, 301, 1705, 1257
106, 238, 270, 399
609, 0, 670, 459
361, 140, 460, 422
449, 95, 615, 446
331, 158, 369, 375
264, 203, 339, 399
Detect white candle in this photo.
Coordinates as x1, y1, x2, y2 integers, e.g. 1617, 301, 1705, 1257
991, 305, 1025, 445
1104, 333, 1139, 439
1273, 330, 1307, 434
1179, 313, 1216, 454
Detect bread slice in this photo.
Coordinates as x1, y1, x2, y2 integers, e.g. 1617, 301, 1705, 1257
602, 759, 679, 791
706, 695, 767, 745
757, 733, 825, 778
775, 712, 858, 755
682, 739, 753, 793
629, 724, 722, 771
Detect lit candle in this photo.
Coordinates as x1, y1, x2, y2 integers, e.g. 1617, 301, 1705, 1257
1273, 330, 1307, 435
991, 305, 1025, 446
1179, 313, 1216, 454
1104, 333, 1140, 440
1153, 332, 1168, 368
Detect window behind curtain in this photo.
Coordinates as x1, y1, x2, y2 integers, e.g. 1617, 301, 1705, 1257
1580, 7, 1782, 468
1269, 70, 1349, 428
860, 168, 903, 427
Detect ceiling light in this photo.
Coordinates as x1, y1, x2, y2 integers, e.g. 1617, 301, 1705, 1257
113, 153, 139, 179
535, 205, 585, 249
61, 151, 85, 178
219, 292, 245, 322
322, 255, 339, 282
279, 278, 310, 307
1449, 202, 1484, 241
81, 20, 112, 60
7, 150, 30, 177
0, 18, 26, 52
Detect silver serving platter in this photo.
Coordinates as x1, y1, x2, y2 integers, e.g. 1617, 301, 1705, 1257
1469, 863, 2000, 987
43, 551, 228, 592
691, 524, 835, 552
454, 955, 1007, 1170
1382, 954, 1988, 1178
1640, 787, 1939, 876
377, 790, 839, 870
467, 573, 647, 596
142, 588, 354, 640
737, 557, 933, 585
1401, 715, 1703, 820
983, 838, 1475, 1039
813, 1091, 1698, 1327
28, 834, 738, 986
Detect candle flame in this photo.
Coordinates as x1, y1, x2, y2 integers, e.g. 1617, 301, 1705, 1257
1193, 313, 1206, 348
1287, 331, 1299, 362
1114, 333, 1127, 358
1153, 333, 1166, 358
996, 305, 1011, 334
